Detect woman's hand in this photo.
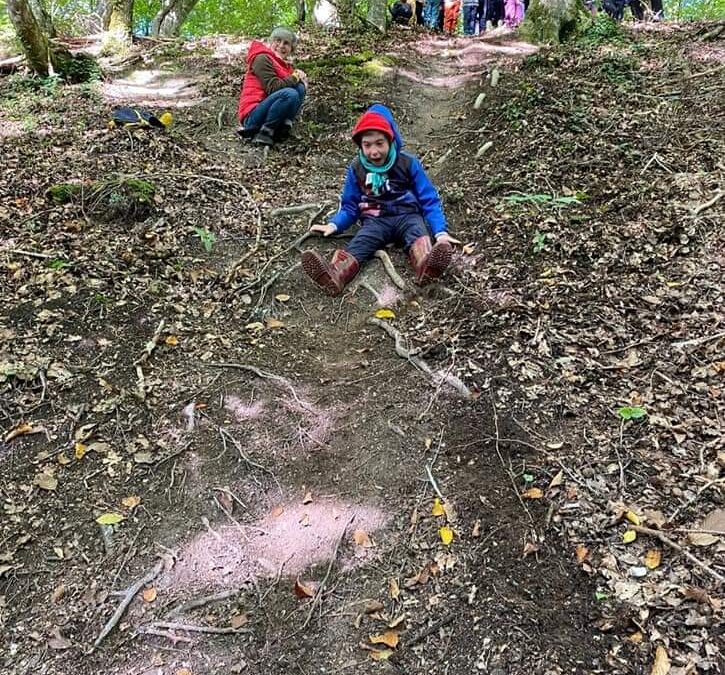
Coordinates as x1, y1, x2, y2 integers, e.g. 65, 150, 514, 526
435, 232, 461, 245
310, 223, 337, 237
293, 69, 308, 86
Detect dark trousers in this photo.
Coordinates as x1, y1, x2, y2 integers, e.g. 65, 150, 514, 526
346, 213, 428, 263
416, 0, 424, 23
478, 0, 488, 30
463, 5, 478, 33
244, 84, 306, 131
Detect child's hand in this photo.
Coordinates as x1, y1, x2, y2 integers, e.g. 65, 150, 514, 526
436, 232, 461, 245
310, 223, 337, 237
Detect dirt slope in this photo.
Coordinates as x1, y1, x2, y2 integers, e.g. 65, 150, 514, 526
1, 20, 723, 675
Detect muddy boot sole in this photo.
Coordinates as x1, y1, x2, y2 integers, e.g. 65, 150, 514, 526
301, 251, 343, 296
419, 242, 453, 284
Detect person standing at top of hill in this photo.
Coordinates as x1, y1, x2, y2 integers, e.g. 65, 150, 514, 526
236, 27, 307, 147
443, 0, 461, 34
300, 104, 460, 297
390, 0, 414, 24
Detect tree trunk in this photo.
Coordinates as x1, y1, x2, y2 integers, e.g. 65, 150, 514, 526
105, 0, 133, 34
519, 0, 590, 44
6, 0, 74, 77
297, 0, 306, 24
312, 0, 341, 27
150, 0, 198, 37
366, 0, 387, 31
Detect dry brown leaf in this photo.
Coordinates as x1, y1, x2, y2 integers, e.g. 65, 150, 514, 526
472, 519, 481, 537
388, 613, 406, 629
404, 565, 431, 588
389, 578, 400, 600
523, 542, 540, 557
364, 599, 385, 614
230, 613, 248, 629
47, 627, 72, 650
294, 579, 317, 599
644, 548, 662, 570
176, 669, 193, 675
271, 506, 284, 517
369, 649, 394, 661
575, 544, 589, 563
369, 631, 400, 648
142, 587, 157, 603
165, 335, 179, 346
4, 422, 34, 442
650, 645, 670, 675
302, 491, 313, 504
51, 584, 66, 603
35, 471, 58, 491
352, 529, 374, 548
548, 470, 564, 488
522, 487, 543, 499
265, 318, 285, 329
299, 513, 310, 527
628, 631, 644, 644
122, 495, 141, 509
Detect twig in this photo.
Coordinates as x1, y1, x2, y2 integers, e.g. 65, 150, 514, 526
667, 478, 725, 524
167, 589, 243, 618
395, 609, 457, 653
93, 559, 165, 649
218, 427, 282, 493
672, 331, 725, 349
373, 250, 406, 289
138, 626, 193, 644
631, 525, 725, 584
270, 203, 322, 218
301, 516, 355, 630
489, 389, 534, 524
368, 318, 471, 399
425, 464, 445, 501
4, 248, 55, 260
143, 620, 251, 635
692, 190, 723, 216
133, 319, 166, 366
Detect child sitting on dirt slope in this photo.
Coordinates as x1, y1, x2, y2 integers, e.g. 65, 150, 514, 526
236, 27, 307, 147
301, 104, 459, 296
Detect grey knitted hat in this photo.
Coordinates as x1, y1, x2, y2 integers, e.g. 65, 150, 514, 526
270, 27, 298, 47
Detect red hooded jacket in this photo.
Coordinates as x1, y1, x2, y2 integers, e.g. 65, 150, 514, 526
237, 41, 295, 122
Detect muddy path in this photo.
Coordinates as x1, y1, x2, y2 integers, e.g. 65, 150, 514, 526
0, 29, 648, 675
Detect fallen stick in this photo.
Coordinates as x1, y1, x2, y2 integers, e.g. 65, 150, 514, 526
270, 203, 322, 218
672, 331, 725, 349
133, 319, 166, 366
4, 248, 55, 260
394, 609, 457, 654
374, 250, 405, 289
692, 190, 723, 216
93, 559, 165, 649
631, 525, 725, 584
139, 626, 193, 644
144, 620, 251, 635
368, 318, 472, 399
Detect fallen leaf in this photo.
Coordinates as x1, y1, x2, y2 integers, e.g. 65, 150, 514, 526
53, 546, 64, 559
575, 544, 590, 563
369, 649, 394, 661
294, 579, 317, 599
142, 587, 157, 603
548, 470, 564, 488
302, 491, 313, 504
374, 308, 395, 320
623, 530, 637, 544
176, 669, 193, 675
51, 584, 66, 603
353, 529, 374, 548
439, 526, 454, 546
133, 451, 154, 464
628, 631, 644, 644
47, 627, 72, 650
644, 548, 662, 570
523, 541, 540, 557
230, 613, 248, 629
74, 442, 88, 460
625, 510, 641, 526
388, 613, 406, 628
4, 422, 34, 442
35, 471, 57, 491
245, 322, 264, 331
431, 498, 445, 517
164, 335, 179, 346
472, 519, 481, 537
96, 513, 124, 525
299, 513, 310, 527
364, 600, 385, 614
57, 452, 71, 466
271, 506, 284, 517
404, 565, 431, 588
369, 631, 400, 648
389, 577, 400, 600
522, 487, 543, 499
122, 495, 141, 509
650, 645, 670, 675
265, 318, 285, 329
275, 294, 290, 302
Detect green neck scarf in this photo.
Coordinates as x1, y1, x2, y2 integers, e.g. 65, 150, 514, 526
358, 144, 397, 195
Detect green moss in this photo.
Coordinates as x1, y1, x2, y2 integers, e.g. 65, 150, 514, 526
520, 0, 592, 45
47, 182, 83, 204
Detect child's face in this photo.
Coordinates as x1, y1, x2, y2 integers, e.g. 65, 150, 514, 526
360, 131, 391, 166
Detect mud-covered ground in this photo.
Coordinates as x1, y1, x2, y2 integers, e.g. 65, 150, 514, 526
1, 19, 723, 675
